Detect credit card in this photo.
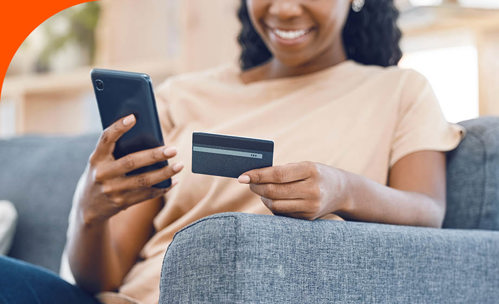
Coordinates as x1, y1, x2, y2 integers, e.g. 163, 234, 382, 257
192, 132, 274, 178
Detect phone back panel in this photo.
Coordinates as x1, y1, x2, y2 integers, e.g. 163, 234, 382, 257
91, 68, 170, 188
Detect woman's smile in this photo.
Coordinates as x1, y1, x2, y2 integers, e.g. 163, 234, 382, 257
266, 25, 316, 47
247, 0, 351, 70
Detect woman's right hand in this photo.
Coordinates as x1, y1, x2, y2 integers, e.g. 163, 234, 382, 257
75, 114, 183, 225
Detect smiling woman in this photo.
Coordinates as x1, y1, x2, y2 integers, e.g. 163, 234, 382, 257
0, 0, 466, 304
238, 0, 402, 74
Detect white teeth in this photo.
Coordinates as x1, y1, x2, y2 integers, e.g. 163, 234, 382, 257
273, 28, 309, 40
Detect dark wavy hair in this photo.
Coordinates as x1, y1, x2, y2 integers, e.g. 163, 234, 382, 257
237, 0, 402, 70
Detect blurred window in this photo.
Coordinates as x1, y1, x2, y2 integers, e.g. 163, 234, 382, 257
400, 30, 479, 123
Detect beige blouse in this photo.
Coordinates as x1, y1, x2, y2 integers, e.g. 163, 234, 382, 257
97, 60, 464, 304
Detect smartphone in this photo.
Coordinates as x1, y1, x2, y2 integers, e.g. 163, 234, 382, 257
91, 68, 171, 188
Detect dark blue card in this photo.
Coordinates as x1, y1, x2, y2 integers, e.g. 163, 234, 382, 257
192, 132, 274, 178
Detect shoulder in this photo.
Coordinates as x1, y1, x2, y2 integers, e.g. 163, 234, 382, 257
353, 62, 427, 86
352, 62, 432, 102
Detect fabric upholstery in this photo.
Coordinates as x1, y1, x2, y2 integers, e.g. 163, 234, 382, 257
0, 134, 98, 272
0, 200, 17, 255
445, 117, 499, 230
161, 212, 499, 304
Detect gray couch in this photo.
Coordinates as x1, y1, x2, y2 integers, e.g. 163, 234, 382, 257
1, 117, 499, 303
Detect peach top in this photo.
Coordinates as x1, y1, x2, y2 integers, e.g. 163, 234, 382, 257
98, 60, 464, 304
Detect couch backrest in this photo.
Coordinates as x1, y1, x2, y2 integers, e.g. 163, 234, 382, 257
445, 117, 499, 230
0, 134, 98, 272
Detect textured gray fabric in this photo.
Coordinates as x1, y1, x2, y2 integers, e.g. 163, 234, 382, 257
445, 117, 499, 230
0, 134, 98, 272
161, 212, 499, 304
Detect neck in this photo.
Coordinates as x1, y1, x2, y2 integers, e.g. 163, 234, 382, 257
266, 40, 348, 80
239, 41, 348, 85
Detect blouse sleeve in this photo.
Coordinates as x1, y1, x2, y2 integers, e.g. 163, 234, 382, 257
389, 70, 465, 167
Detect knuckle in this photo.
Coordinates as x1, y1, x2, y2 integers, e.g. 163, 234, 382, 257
100, 183, 114, 195
265, 184, 277, 198
110, 195, 125, 208
261, 197, 273, 209
152, 149, 164, 162
100, 130, 112, 145
251, 173, 261, 184
272, 167, 285, 183
93, 168, 105, 183
136, 175, 150, 187
122, 155, 136, 170
304, 161, 317, 176
146, 190, 159, 200
88, 152, 98, 166
163, 166, 173, 177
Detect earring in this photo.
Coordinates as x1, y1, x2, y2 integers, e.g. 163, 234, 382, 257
352, 0, 365, 12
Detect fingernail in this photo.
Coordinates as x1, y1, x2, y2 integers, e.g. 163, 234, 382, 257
172, 162, 184, 172
238, 175, 250, 184
123, 114, 135, 125
163, 147, 177, 157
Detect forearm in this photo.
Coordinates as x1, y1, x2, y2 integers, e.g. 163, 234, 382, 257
337, 170, 445, 228
66, 210, 124, 294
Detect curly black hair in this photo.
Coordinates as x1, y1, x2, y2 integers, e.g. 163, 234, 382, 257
237, 0, 402, 70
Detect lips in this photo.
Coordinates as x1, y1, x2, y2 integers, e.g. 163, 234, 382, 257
272, 28, 311, 40
264, 24, 315, 46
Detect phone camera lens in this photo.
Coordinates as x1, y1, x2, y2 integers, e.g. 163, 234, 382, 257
95, 79, 104, 91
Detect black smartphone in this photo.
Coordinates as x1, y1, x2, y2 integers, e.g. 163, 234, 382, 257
91, 68, 171, 188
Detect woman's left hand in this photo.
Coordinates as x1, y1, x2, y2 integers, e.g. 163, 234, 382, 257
238, 162, 351, 220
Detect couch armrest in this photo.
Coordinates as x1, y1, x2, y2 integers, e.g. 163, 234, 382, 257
160, 212, 499, 304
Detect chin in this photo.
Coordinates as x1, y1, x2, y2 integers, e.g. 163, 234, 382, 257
273, 53, 313, 68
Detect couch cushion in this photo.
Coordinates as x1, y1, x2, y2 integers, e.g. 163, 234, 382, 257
445, 117, 499, 230
0, 134, 98, 272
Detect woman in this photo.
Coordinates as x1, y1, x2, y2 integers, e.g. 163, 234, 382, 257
0, 0, 464, 303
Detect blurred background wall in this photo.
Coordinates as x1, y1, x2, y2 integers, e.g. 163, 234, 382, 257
1, 0, 499, 137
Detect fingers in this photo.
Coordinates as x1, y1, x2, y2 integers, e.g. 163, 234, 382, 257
119, 182, 178, 209
249, 180, 310, 200
260, 197, 321, 220
260, 197, 312, 217
102, 162, 184, 193
239, 162, 316, 185
96, 146, 178, 180
91, 114, 136, 163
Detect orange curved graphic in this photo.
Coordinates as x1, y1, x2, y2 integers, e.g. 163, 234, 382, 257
0, 0, 96, 95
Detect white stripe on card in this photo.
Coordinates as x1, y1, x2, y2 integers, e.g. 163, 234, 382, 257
193, 146, 263, 159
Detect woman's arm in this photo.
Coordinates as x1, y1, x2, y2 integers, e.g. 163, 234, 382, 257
67, 115, 183, 294
339, 151, 446, 227
238, 150, 446, 227
67, 195, 163, 293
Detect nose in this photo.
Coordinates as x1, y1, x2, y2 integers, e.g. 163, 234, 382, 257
268, 0, 303, 20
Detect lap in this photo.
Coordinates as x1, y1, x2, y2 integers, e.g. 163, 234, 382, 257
0, 256, 99, 304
